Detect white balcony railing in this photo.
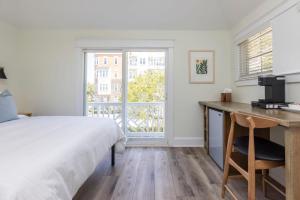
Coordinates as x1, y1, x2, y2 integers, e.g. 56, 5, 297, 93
87, 102, 122, 126
87, 102, 165, 135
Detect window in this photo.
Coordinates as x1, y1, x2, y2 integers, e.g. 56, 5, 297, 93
95, 57, 99, 65
149, 56, 165, 66
139, 57, 146, 65
112, 83, 119, 92
114, 57, 118, 65
85, 49, 169, 141
104, 57, 108, 65
129, 70, 137, 79
98, 84, 108, 92
239, 27, 272, 80
98, 68, 109, 78
129, 56, 137, 65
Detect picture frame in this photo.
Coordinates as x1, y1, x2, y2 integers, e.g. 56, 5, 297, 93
189, 50, 215, 84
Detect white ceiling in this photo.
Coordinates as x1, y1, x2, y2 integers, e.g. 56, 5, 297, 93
0, 0, 267, 30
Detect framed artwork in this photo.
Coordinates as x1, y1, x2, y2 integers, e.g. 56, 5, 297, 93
189, 50, 215, 84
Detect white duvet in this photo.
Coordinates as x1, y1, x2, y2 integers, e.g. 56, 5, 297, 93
0, 116, 126, 200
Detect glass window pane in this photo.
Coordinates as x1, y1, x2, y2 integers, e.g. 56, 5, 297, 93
85, 52, 123, 128
127, 52, 165, 137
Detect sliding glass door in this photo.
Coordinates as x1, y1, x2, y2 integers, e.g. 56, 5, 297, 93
126, 51, 166, 138
84, 50, 166, 141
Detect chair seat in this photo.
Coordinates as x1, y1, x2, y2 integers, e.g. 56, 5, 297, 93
234, 136, 285, 162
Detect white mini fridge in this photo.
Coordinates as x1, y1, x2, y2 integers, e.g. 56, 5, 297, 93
208, 109, 224, 169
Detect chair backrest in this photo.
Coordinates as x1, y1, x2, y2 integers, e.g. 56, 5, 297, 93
231, 112, 279, 129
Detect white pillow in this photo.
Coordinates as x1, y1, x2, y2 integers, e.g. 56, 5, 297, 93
0, 90, 19, 123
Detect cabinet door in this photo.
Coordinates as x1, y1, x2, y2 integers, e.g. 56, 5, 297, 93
209, 109, 224, 169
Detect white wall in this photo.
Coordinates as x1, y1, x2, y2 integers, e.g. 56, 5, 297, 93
231, 0, 300, 109
13, 29, 232, 144
231, 0, 300, 186
0, 21, 25, 108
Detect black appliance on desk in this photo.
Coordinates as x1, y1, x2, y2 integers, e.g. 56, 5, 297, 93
251, 75, 288, 109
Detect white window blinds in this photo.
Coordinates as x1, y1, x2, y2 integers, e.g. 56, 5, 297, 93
239, 27, 273, 80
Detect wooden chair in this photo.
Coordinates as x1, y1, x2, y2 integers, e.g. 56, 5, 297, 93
221, 112, 285, 200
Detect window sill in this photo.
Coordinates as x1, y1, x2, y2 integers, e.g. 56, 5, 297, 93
235, 79, 258, 87
235, 73, 300, 87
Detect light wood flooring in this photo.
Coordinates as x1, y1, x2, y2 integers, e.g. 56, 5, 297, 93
74, 148, 275, 200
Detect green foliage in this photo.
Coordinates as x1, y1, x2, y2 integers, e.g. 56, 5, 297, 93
196, 59, 208, 74
128, 70, 165, 102
87, 83, 96, 102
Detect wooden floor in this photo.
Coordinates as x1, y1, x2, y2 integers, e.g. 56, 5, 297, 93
74, 148, 270, 200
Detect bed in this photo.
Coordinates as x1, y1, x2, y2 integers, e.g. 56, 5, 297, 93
0, 116, 126, 200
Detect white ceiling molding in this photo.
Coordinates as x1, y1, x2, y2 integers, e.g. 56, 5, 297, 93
232, 0, 294, 37
75, 39, 175, 49
233, 0, 299, 43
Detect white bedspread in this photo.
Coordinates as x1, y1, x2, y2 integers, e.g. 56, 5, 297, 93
0, 116, 126, 200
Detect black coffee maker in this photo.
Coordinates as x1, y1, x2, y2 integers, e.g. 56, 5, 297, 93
251, 75, 287, 109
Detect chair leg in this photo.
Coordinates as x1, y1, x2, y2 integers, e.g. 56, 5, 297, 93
248, 169, 256, 200
262, 169, 267, 197
222, 116, 236, 198
222, 157, 230, 198
111, 144, 115, 166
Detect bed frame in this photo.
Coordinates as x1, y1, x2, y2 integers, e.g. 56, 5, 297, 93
111, 144, 115, 166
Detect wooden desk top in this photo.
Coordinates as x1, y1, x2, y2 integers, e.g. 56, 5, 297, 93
199, 101, 300, 128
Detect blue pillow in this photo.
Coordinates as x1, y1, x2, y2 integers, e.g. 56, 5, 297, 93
0, 90, 18, 123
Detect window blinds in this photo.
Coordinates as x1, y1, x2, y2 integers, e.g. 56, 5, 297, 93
239, 27, 273, 80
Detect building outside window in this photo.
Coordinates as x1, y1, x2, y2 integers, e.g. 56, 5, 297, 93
98, 68, 109, 78
139, 57, 146, 65
129, 56, 137, 65
112, 83, 119, 92
95, 57, 99, 65
98, 83, 108, 92
129, 70, 137, 80
148, 56, 164, 66
104, 57, 108, 65
93, 53, 122, 103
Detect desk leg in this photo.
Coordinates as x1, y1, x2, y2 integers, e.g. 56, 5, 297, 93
285, 127, 300, 200
204, 106, 208, 154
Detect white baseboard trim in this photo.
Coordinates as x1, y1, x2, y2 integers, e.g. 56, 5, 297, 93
126, 138, 168, 147
171, 137, 204, 147
125, 137, 204, 147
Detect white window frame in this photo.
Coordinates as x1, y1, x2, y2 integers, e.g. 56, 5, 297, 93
234, 23, 273, 86
239, 27, 273, 80
77, 39, 174, 146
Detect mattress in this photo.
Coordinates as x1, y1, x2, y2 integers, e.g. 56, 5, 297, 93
0, 116, 125, 200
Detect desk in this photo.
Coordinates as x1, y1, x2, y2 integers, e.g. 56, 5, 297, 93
199, 101, 300, 200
